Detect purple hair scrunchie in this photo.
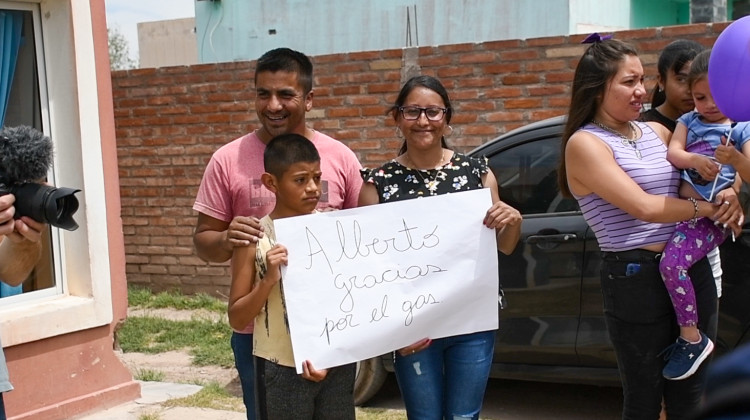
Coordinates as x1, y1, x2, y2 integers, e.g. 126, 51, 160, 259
581, 33, 613, 44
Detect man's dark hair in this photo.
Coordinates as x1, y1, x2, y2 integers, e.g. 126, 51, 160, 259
263, 133, 320, 178
255, 48, 313, 94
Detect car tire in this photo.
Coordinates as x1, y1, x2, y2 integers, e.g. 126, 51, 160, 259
354, 356, 388, 405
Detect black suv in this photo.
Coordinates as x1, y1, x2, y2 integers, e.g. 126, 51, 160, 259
353, 115, 750, 405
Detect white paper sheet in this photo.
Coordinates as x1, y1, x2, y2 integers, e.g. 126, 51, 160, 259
274, 188, 499, 373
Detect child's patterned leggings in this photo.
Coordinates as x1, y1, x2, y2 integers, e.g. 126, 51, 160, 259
659, 217, 728, 327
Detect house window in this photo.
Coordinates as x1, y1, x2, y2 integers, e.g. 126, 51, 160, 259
0, 6, 58, 301
0, 0, 115, 346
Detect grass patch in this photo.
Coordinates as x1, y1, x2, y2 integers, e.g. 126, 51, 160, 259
118, 316, 234, 367
162, 381, 244, 412
137, 414, 161, 420
122, 286, 233, 367
160, 383, 406, 417
355, 408, 407, 419
128, 286, 227, 312
133, 368, 166, 382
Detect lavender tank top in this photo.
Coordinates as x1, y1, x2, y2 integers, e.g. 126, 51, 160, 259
574, 122, 679, 252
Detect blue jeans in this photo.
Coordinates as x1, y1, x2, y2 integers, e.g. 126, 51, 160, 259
0, 393, 5, 420
231, 332, 256, 420
394, 330, 496, 420
601, 251, 717, 420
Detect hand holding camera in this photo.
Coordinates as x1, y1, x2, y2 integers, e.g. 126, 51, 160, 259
0, 193, 44, 243
0, 193, 16, 236
0, 126, 80, 231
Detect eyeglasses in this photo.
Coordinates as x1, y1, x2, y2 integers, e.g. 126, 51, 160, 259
398, 106, 448, 121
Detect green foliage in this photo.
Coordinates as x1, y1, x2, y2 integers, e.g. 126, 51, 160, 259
137, 414, 161, 420
134, 368, 166, 382
108, 25, 137, 70
128, 286, 227, 313
118, 316, 233, 367
127, 286, 155, 307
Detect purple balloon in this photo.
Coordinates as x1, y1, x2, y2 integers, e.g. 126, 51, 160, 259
709, 16, 750, 122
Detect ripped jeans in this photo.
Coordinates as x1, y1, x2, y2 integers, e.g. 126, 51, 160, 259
394, 330, 495, 420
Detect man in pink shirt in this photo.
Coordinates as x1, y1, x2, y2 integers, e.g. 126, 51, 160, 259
192, 48, 362, 419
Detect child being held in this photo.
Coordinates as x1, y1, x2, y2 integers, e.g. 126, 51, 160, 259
659, 49, 750, 381
227, 134, 355, 420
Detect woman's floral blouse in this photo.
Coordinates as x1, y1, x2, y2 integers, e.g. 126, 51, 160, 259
361, 152, 489, 203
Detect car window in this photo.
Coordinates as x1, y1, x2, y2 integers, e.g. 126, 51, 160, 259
486, 137, 578, 215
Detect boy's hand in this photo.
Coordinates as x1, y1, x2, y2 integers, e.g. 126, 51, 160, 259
715, 136, 740, 166
223, 216, 264, 251
301, 360, 328, 382
262, 244, 288, 284
693, 154, 720, 181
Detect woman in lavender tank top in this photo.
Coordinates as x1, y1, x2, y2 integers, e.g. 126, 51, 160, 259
557, 36, 744, 420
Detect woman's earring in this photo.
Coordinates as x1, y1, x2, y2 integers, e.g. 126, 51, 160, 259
396, 127, 404, 139
444, 125, 454, 137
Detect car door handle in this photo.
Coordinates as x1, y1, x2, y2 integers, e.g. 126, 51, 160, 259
526, 233, 578, 244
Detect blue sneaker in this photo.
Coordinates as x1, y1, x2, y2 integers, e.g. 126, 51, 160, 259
661, 332, 714, 380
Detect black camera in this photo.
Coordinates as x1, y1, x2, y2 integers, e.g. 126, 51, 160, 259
0, 183, 80, 231
0, 126, 81, 231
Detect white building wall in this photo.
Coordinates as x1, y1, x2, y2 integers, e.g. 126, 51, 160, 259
570, 0, 632, 34
138, 17, 198, 68
195, 0, 577, 63
124, 0, 693, 67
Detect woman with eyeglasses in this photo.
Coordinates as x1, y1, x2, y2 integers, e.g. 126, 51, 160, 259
358, 75, 521, 419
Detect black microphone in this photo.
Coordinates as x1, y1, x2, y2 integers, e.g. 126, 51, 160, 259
0, 126, 80, 231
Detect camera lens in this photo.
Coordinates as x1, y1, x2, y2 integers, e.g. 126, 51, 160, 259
11, 183, 80, 231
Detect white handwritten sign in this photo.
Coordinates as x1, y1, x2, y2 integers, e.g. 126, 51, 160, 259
274, 188, 499, 373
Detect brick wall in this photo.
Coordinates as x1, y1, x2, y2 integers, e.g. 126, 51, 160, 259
112, 22, 728, 296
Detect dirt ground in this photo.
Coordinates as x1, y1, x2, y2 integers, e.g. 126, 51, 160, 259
118, 307, 243, 398
117, 350, 241, 395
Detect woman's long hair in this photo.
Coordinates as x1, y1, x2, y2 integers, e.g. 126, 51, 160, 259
649, 39, 705, 108
558, 39, 639, 197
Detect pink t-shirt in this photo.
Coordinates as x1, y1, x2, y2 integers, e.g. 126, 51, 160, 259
193, 129, 363, 333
